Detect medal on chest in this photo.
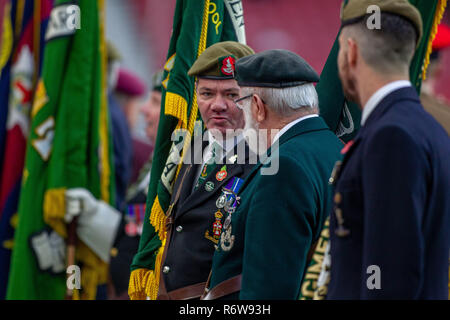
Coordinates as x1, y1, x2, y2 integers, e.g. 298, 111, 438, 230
217, 177, 244, 251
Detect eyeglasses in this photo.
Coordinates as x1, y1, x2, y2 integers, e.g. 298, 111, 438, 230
233, 94, 253, 110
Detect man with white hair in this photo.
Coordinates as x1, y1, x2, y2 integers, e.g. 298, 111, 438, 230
201, 49, 343, 300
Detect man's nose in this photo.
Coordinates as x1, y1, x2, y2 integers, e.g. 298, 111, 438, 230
210, 95, 227, 112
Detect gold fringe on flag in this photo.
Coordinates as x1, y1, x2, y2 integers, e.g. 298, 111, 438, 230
128, 240, 166, 300
129, 268, 154, 300
147, 243, 165, 299
149, 196, 166, 241
422, 0, 447, 80
43, 188, 68, 238
165, 92, 188, 129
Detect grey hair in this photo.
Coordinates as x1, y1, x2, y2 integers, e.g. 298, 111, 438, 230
242, 83, 319, 117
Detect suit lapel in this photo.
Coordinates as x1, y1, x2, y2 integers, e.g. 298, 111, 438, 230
363, 86, 420, 129
337, 87, 420, 175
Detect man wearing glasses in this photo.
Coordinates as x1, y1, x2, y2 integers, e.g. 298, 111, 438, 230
151, 41, 256, 300
201, 49, 343, 300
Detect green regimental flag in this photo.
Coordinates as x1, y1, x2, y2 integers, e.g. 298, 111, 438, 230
318, 0, 446, 143
7, 0, 114, 300
299, 0, 447, 300
129, 0, 246, 300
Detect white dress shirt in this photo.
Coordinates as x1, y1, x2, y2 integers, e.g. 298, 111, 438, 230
272, 114, 319, 145
361, 80, 412, 126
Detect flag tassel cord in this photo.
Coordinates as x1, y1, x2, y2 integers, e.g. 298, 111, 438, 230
422, 0, 447, 80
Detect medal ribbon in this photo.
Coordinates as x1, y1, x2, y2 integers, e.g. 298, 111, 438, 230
223, 177, 244, 209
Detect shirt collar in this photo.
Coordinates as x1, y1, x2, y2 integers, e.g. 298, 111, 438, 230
207, 131, 243, 154
272, 114, 319, 145
361, 80, 411, 126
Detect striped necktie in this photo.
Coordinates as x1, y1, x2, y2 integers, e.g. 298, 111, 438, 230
194, 141, 220, 190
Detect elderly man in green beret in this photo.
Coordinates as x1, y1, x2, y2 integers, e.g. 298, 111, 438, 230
201, 49, 343, 300
151, 41, 257, 300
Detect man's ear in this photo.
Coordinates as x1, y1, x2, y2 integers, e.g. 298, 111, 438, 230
253, 94, 266, 123
347, 37, 358, 68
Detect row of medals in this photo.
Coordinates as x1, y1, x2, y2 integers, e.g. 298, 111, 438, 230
215, 188, 239, 251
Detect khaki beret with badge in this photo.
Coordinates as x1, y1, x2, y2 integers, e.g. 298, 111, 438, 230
235, 49, 320, 88
341, 0, 423, 45
188, 41, 255, 79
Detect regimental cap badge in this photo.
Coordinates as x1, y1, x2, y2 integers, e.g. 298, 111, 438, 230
220, 55, 236, 77
187, 41, 254, 79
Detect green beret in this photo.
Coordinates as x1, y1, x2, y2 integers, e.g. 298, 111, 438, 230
152, 69, 164, 92
188, 41, 255, 79
341, 0, 423, 45
235, 49, 320, 88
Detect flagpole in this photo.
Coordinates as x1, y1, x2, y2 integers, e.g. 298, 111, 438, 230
65, 217, 78, 300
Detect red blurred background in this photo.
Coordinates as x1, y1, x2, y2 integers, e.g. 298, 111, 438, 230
124, 0, 450, 101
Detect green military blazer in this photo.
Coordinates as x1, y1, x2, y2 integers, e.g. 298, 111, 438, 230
208, 116, 343, 299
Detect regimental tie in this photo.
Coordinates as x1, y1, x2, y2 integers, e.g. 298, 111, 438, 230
194, 141, 221, 190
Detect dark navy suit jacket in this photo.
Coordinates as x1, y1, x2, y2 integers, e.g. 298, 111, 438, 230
328, 86, 450, 299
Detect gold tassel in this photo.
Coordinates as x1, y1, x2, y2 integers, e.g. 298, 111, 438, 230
422, 0, 447, 80
149, 196, 167, 241
165, 92, 188, 129
146, 241, 166, 300
128, 241, 166, 300
43, 188, 67, 238
128, 268, 153, 300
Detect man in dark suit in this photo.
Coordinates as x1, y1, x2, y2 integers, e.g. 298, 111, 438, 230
328, 0, 450, 299
153, 41, 256, 300
202, 50, 343, 300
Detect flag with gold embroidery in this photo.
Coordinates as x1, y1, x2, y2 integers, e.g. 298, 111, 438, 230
0, 0, 53, 300
129, 0, 246, 300
6, 0, 114, 300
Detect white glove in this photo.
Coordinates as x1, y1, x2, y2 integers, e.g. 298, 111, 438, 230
65, 188, 121, 263
30, 229, 66, 274
65, 188, 99, 223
